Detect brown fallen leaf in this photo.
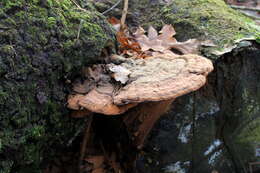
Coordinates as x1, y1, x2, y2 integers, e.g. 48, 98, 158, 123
108, 17, 121, 32
134, 25, 209, 54
108, 64, 131, 84
133, 26, 145, 37
169, 39, 201, 54
148, 26, 158, 40
158, 24, 176, 40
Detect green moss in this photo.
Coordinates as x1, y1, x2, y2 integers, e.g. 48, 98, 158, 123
47, 17, 56, 26
0, 161, 13, 173
158, 0, 260, 57
0, 45, 15, 55
0, 0, 115, 172
256, 35, 260, 44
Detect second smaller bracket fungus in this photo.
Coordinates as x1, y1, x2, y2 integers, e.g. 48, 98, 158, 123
67, 54, 213, 115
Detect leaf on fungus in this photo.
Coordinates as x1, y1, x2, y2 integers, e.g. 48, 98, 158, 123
133, 27, 145, 37
108, 64, 131, 84
169, 39, 201, 54
158, 24, 176, 40
148, 26, 158, 40
134, 24, 211, 55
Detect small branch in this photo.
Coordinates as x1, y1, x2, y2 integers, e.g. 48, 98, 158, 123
102, 0, 122, 15
120, 0, 129, 30
239, 11, 260, 20
229, 5, 260, 12
76, 19, 84, 42
67, 124, 85, 147
70, 0, 87, 11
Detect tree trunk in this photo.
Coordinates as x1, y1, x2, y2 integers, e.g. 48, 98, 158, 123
0, 0, 259, 173
0, 1, 115, 172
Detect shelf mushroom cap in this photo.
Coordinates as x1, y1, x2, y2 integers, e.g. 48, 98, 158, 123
113, 54, 213, 105
67, 54, 213, 115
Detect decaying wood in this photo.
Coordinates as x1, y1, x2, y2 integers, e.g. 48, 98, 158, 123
230, 5, 260, 12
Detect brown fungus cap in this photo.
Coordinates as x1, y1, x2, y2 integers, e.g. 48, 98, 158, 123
67, 54, 213, 115
113, 54, 213, 105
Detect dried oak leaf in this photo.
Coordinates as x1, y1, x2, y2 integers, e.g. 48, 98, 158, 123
108, 64, 131, 84
108, 17, 121, 32
134, 25, 210, 55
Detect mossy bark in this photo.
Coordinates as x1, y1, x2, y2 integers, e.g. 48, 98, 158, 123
97, 0, 259, 57
0, 0, 115, 172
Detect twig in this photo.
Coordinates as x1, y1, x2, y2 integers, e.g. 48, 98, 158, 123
239, 11, 260, 20
102, 0, 122, 15
67, 124, 85, 146
70, 0, 87, 11
229, 5, 260, 12
79, 115, 93, 173
76, 19, 84, 42
120, 0, 129, 30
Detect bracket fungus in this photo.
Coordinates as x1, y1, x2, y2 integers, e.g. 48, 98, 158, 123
67, 24, 214, 172
68, 53, 213, 115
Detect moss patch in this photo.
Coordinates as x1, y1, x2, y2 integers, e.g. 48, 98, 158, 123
127, 0, 260, 58
0, 0, 115, 172
160, 0, 260, 57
